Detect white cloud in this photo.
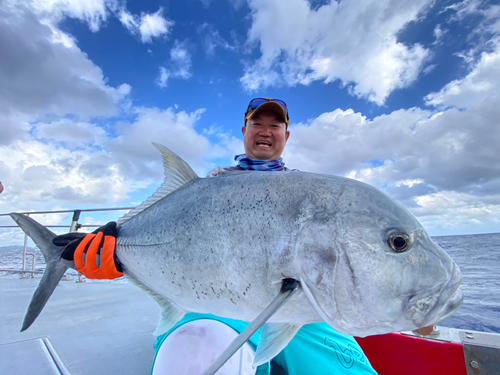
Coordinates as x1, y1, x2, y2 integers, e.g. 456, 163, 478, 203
106, 106, 211, 177
433, 25, 447, 45
32, 120, 108, 149
0, 106, 213, 224
198, 23, 237, 56
284, 101, 500, 235
28, 0, 111, 31
118, 8, 136, 30
413, 191, 500, 235
156, 67, 171, 88
241, 0, 432, 104
0, 2, 130, 146
0, 2, 220, 242
139, 8, 173, 43
425, 49, 500, 108
118, 7, 174, 43
156, 40, 193, 88
0, 140, 127, 207
282, 37, 500, 235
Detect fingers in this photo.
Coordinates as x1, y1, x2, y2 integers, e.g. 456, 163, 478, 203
74, 233, 97, 272
69, 223, 123, 279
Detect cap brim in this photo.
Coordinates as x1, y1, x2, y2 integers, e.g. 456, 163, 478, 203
245, 102, 289, 125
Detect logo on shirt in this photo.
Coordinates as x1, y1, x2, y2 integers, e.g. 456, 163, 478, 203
324, 337, 368, 369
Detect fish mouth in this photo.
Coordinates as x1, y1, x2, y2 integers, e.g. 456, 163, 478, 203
404, 264, 463, 327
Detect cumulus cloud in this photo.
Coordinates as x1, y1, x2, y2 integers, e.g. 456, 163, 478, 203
17, 0, 174, 42
32, 120, 108, 149
0, 106, 213, 229
106, 106, 211, 178
241, 0, 432, 104
0, 2, 130, 146
283, 35, 500, 235
118, 7, 174, 43
28, 0, 111, 32
0, 2, 219, 245
425, 48, 500, 108
156, 40, 193, 88
286, 100, 499, 192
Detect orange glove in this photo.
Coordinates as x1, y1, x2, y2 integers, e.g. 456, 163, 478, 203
57, 222, 123, 279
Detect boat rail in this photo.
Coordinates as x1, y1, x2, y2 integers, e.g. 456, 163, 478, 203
0, 207, 135, 278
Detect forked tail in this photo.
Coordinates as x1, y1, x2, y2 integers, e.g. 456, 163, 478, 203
10, 213, 69, 331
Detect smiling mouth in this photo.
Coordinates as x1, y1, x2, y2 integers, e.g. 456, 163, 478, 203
256, 141, 272, 147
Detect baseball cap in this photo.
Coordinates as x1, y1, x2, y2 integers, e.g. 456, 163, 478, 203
244, 98, 289, 127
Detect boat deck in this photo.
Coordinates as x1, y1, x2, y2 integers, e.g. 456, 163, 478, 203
0, 277, 160, 375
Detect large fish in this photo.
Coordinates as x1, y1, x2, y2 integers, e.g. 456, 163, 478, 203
11, 143, 463, 367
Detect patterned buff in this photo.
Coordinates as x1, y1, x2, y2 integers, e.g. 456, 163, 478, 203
234, 154, 286, 171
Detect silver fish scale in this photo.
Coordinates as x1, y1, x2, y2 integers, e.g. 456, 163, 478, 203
115, 171, 333, 323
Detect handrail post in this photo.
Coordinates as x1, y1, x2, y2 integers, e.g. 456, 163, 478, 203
25, 252, 36, 278
31, 253, 36, 278
69, 210, 81, 232
69, 210, 85, 283
22, 232, 28, 278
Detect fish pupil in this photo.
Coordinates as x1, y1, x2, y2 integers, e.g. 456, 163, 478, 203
393, 236, 407, 249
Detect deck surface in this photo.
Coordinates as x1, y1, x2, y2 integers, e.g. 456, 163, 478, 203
0, 277, 160, 375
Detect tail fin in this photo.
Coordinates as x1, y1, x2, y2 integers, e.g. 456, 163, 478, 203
10, 213, 68, 331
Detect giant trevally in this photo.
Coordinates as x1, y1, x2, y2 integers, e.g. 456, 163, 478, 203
11, 142, 463, 367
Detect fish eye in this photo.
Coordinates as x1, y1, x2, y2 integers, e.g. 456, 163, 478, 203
388, 233, 410, 252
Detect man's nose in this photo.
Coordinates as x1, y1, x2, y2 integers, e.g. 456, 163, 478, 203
258, 126, 272, 135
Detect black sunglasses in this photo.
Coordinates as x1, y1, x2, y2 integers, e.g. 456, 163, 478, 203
246, 98, 288, 117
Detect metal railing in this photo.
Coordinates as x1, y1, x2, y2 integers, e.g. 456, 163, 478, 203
0, 207, 135, 278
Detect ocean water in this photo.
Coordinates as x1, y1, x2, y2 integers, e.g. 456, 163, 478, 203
1, 233, 499, 333
434, 232, 500, 333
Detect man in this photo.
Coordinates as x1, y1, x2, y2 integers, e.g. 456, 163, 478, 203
150, 98, 377, 375
61, 98, 377, 375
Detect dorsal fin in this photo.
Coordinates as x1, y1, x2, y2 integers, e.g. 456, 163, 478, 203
117, 142, 199, 226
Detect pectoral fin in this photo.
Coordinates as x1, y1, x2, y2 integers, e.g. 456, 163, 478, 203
253, 323, 302, 366
153, 298, 186, 336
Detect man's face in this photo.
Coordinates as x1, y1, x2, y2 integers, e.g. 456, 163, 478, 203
242, 110, 290, 160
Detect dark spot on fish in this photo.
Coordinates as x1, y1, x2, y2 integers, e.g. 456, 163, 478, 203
317, 248, 336, 264
162, 271, 164, 274
230, 298, 236, 305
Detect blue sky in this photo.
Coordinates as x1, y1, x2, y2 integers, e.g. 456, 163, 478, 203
1, 0, 499, 244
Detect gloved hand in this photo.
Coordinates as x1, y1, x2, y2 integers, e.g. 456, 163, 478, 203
53, 222, 123, 279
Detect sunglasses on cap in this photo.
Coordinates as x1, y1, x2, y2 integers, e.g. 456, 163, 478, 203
245, 98, 288, 116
